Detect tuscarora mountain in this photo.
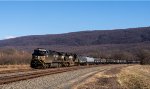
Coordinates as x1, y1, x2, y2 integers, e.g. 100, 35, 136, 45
0, 26, 150, 47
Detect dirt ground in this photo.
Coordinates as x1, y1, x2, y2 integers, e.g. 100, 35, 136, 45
74, 65, 150, 89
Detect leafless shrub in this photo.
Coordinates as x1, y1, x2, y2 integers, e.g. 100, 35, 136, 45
135, 49, 150, 65
0, 48, 31, 65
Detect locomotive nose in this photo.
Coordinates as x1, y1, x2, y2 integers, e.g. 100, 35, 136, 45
30, 60, 39, 68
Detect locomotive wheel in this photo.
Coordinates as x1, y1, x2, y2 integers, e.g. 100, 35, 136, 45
43, 64, 47, 69
41, 63, 50, 69
48, 63, 51, 68
67, 62, 70, 67
31, 60, 39, 68
57, 63, 62, 67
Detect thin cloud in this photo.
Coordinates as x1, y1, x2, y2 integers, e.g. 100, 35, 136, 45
4, 36, 16, 39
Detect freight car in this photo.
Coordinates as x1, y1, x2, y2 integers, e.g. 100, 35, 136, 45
77, 56, 95, 65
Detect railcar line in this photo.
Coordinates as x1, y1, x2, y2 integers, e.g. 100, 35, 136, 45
0, 65, 103, 85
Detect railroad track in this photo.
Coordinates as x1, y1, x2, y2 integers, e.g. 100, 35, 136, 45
0, 69, 33, 74
0, 65, 102, 85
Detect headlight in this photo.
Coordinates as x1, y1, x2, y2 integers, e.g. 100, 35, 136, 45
33, 56, 39, 59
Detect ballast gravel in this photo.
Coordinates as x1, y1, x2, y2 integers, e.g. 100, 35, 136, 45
0, 65, 122, 89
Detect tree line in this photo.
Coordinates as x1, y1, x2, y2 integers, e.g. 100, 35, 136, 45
0, 48, 149, 65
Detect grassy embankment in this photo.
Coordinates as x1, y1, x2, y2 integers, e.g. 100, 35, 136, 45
75, 65, 150, 89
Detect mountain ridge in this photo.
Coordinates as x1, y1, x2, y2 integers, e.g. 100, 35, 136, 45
0, 26, 150, 47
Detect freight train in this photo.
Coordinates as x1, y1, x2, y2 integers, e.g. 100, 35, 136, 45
30, 48, 140, 69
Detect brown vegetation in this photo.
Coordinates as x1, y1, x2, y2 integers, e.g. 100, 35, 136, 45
0, 48, 31, 65
118, 65, 150, 89
0, 45, 150, 65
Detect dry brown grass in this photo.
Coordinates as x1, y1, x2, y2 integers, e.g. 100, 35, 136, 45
118, 65, 150, 89
0, 64, 30, 72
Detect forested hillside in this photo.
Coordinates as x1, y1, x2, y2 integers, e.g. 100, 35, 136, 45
0, 27, 150, 47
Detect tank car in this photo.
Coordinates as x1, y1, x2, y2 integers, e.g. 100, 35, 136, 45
77, 56, 95, 65
94, 58, 101, 65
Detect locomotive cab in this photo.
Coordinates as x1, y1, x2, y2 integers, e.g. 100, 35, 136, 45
33, 48, 48, 56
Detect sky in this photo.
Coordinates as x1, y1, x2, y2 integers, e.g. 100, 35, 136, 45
0, 1, 150, 40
